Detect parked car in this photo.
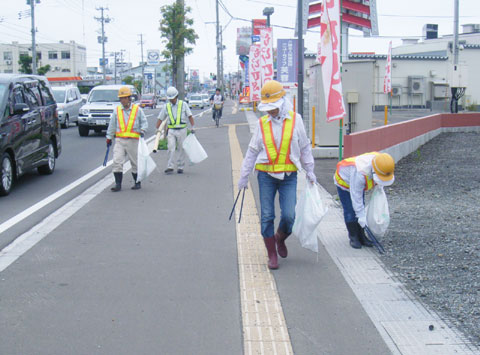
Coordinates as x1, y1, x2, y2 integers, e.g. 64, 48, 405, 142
51, 85, 83, 128
140, 94, 156, 109
201, 94, 210, 107
77, 84, 138, 137
0, 74, 61, 196
188, 94, 204, 109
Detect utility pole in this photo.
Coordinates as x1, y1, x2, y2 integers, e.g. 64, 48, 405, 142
176, 0, 185, 99
451, 0, 460, 113
138, 34, 145, 94
216, 0, 221, 90
296, 0, 304, 117
220, 25, 224, 91
30, 0, 37, 74
94, 7, 110, 84
113, 52, 118, 84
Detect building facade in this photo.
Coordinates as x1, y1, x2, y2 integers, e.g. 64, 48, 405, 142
0, 40, 87, 78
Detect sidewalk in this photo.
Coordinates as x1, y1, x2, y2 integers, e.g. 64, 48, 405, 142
0, 103, 476, 354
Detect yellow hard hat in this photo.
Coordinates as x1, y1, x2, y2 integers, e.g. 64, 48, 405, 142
260, 80, 286, 104
372, 153, 395, 182
118, 86, 132, 98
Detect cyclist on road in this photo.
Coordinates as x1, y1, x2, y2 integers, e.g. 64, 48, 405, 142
210, 88, 224, 122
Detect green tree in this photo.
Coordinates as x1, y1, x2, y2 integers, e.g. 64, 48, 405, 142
123, 75, 134, 85
159, 2, 198, 89
18, 54, 51, 75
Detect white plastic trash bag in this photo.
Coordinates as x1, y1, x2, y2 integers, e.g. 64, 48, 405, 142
182, 134, 208, 164
292, 183, 328, 253
137, 138, 157, 182
366, 185, 390, 237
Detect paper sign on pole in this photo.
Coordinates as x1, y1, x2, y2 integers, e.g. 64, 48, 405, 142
260, 27, 274, 85
383, 41, 392, 94
277, 39, 298, 84
320, 0, 346, 122
248, 43, 262, 102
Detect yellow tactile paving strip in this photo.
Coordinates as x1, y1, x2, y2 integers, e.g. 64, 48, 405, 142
228, 124, 294, 355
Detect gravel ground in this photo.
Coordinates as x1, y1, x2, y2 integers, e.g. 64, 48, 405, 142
380, 132, 480, 347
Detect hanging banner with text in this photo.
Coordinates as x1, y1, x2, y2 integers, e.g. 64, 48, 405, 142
383, 41, 392, 94
248, 43, 262, 102
277, 39, 298, 84
320, 0, 346, 122
260, 27, 274, 85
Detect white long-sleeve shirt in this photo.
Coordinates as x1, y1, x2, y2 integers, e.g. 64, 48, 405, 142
334, 159, 374, 220
241, 112, 315, 180
106, 103, 148, 140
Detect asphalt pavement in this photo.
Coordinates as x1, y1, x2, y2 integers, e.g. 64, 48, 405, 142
4, 101, 457, 354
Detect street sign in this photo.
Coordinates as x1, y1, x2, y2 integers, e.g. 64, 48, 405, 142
251, 35, 260, 42
147, 50, 160, 65
99, 58, 108, 66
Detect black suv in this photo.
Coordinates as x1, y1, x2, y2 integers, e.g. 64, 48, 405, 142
0, 74, 61, 196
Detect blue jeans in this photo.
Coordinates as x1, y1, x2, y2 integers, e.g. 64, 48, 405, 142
257, 171, 297, 238
337, 186, 364, 224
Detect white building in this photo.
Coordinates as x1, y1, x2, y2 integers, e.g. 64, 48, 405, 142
0, 40, 87, 78
347, 24, 480, 110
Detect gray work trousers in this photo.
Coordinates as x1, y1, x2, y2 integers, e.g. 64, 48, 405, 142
112, 137, 138, 173
167, 128, 187, 169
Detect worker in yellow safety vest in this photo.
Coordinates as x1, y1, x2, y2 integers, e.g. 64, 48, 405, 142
237, 80, 317, 270
106, 86, 148, 192
334, 152, 395, 248
156, 86, 195, 174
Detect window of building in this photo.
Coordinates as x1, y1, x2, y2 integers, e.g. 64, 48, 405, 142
36, 52, 42, 60
3, 69, 13, 74
3, 52, 12, 61
48, 51, 58, 60
61, 68, 71, 72
61, 51, 70, 59
19, 51, 29, 59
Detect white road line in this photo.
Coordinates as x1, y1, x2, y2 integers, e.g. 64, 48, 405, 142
0, 135, 155, 237
0, 137, 158, 273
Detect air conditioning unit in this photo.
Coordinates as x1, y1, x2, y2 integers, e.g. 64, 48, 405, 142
408, 76, 425, 94
392, 85, 402, 96
5, 60, 12, 65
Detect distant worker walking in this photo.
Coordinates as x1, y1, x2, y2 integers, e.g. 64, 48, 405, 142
334, 152, 395, 248
237, 80, 317, 269
106, 86, 148, 192
157, 86, 195, 174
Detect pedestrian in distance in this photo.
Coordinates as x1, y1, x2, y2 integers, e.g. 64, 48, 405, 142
106, 86, 148, 192
334, 152, 395, 249
237, 80, 317, 270
156, 86, 195, 174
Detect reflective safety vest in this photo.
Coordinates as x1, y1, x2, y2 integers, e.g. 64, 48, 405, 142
334, 152, 379, 191
167, 100, 186, 129
255, 111, 298, 173
116, 104, 140, 139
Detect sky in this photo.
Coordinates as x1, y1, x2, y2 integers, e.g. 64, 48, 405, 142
1, 0, 479, 81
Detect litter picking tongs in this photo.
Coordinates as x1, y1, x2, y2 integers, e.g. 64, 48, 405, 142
229, 188, 246, 223
102, 145, 111, 167
364, 226, 386, 254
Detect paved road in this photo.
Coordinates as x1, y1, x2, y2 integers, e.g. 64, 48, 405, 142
0, 105, 210, 249
0, 100, 393, 354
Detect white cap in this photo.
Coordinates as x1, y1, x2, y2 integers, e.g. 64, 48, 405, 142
166, 86, 179, 100
257, 98, 284, 112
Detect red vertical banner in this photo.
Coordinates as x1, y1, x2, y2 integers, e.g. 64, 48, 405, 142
383, 41, 392, 94
249, 43, 262, 102
260, 27, 274, 85
320, 0, 346, 122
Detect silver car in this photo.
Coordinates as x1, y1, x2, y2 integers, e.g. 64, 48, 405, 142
189, 95, 204, 109
52, 86, 84, 128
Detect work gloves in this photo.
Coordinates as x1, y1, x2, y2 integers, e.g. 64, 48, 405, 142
140, 132, 145, 138
237, 176, 249, 190
190, 127, 195, 134
106, 139, 112, 147
358, 215, 367, 228
306, 171, 317, 185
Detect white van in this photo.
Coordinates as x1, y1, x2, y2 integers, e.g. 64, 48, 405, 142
52, 86, 83, 128
77, 84, 138, 137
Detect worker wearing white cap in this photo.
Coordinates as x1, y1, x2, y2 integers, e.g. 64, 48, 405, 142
156, 86, 195, 174
237, 80, 317, 270
334, 152, 395, 248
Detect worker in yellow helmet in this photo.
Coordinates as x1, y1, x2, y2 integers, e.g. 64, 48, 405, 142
334, 152, 395, 248
106, 86, 148, 192
237, 80, 317, 270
